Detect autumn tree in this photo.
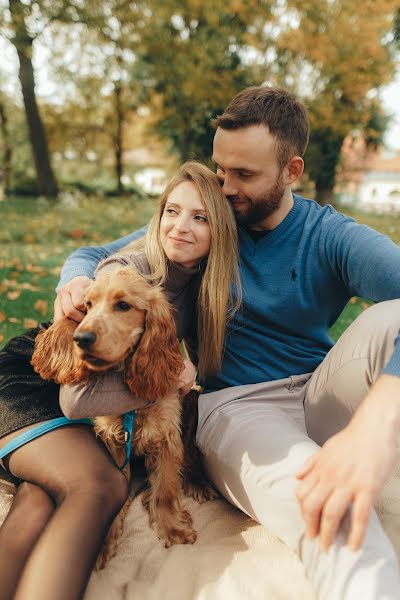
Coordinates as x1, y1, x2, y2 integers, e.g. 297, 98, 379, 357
129, 0, 272, 162
1, 0, 60, 197
0, 93, 12, 194
274, 0, 398, 205
0, 0, 106, 198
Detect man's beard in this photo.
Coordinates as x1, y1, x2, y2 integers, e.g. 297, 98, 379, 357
229, 173, 285, 228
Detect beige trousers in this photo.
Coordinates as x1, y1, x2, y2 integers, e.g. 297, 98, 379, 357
196, 300, 400, 600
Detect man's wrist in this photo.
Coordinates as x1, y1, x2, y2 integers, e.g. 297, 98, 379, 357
355, 374, 400, 443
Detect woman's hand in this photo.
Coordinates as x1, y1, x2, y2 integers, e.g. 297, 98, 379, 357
178, 359, 197, 396
54, 275, 92, 322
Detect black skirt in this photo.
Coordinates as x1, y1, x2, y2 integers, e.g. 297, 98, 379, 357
0, 324, 63, 440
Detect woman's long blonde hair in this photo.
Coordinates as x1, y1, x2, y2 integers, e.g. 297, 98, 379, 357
126, 161, 241, 378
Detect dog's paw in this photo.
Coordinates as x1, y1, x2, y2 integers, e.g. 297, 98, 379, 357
183, 480, 219, 504
164, 525, 197, 547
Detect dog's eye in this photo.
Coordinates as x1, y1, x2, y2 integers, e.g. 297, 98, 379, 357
114, 301, 131, 311
86, 301, 92, 310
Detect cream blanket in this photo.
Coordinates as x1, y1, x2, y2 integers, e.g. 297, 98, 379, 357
1, 470, 400, 600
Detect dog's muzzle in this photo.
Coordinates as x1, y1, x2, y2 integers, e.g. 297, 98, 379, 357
73, 331, 96, 349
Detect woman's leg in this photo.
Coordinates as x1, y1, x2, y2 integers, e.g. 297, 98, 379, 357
2, 424, 129, 600
0, 482, 54, 599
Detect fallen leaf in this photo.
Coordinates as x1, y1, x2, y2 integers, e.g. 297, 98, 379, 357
349, 297, 357, 304
24, 318, 38, 329
0, 311, 5, 323
34, 299, 48, 316
7, 290, 21, 300
8, 317, 21, 323
23, 234, 36, 243
0, 334, 4, 343
69, 228, 85, 239
25, 265, 46, 274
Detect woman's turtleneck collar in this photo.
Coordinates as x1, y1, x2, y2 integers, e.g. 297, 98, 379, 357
165, 259, 205, 294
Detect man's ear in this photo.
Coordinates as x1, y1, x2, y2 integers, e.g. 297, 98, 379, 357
284, 156, 304, 185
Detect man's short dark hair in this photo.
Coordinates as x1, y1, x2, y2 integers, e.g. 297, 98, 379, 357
213, 86, 310, 168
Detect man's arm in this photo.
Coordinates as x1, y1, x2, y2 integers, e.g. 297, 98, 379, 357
55, 226, 147, 321
296, 214, 400, 550
296, 374, 400, 551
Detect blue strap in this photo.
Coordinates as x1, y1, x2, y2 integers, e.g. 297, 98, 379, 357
0, 417, 93, 460
119, 410, 136, 471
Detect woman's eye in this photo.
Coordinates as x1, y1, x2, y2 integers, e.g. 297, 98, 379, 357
114, 301, 131, 311
194, 215, 208, 222
165, 207, 177, 215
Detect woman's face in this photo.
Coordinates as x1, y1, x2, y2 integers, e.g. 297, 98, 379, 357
160, 181, 211, 268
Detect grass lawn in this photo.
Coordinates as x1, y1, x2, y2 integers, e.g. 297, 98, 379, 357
1, 196, 399, 349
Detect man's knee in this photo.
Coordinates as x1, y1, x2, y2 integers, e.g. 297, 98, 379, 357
340, 299, 400, 374
352, 299, 400, 338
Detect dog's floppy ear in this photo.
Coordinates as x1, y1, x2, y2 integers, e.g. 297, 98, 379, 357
31, 317, 88, 384
125, 289, 184, 401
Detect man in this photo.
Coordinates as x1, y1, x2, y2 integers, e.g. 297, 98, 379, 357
57, 86, 400, 598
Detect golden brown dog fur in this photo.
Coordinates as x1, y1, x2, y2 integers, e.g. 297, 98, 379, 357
31, 266, 204, 568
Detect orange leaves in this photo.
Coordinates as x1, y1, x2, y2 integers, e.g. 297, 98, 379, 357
34, 299, 48, 316
7, 290, 21, 300
24, 318, 38, 329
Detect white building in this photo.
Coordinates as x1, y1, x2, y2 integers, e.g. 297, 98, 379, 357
336, 139, 400, 212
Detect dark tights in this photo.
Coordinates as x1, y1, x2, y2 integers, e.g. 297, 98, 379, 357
0, 424, 128, 600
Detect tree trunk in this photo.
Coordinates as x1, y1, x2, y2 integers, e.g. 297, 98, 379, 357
114, 83, 124, 194
16, 47, 59, 198
314, 183, 334, 206
0, 99, 12, 194
9, 0, 58, 199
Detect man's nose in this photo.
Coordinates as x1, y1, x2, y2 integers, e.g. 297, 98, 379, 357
221, 174, 238, 197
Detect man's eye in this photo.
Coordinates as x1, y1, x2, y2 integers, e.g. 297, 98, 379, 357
114, 301, 131, 311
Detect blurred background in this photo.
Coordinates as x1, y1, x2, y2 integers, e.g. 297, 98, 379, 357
0, 0, 400, 344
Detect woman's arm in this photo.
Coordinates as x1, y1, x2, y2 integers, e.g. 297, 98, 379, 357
60, 372, 149, 418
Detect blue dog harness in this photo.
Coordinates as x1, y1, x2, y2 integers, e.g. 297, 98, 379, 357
119, 410, 136, 471
0, 412, 137, 472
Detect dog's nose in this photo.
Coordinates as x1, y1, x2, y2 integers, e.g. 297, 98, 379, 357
73, 331, 96, 349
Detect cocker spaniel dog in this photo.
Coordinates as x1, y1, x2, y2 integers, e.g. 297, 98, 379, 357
31, 265, 214, 568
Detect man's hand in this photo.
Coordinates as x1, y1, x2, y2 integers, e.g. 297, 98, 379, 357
54, 275, 92, 322
178, 359, 197, 396
296, 375, 400, 552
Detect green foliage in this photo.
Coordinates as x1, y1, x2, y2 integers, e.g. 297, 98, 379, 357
274, 0, 398, 203
132, 0, 272, 161
0, 193, 156, 345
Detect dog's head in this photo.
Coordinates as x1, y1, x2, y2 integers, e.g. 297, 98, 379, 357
73, 268, 147, 370
32, 266, 184, 401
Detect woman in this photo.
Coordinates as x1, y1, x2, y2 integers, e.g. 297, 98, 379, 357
0, 162, 240, 600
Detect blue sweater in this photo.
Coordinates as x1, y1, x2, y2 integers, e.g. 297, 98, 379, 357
59, 195, 400, 392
